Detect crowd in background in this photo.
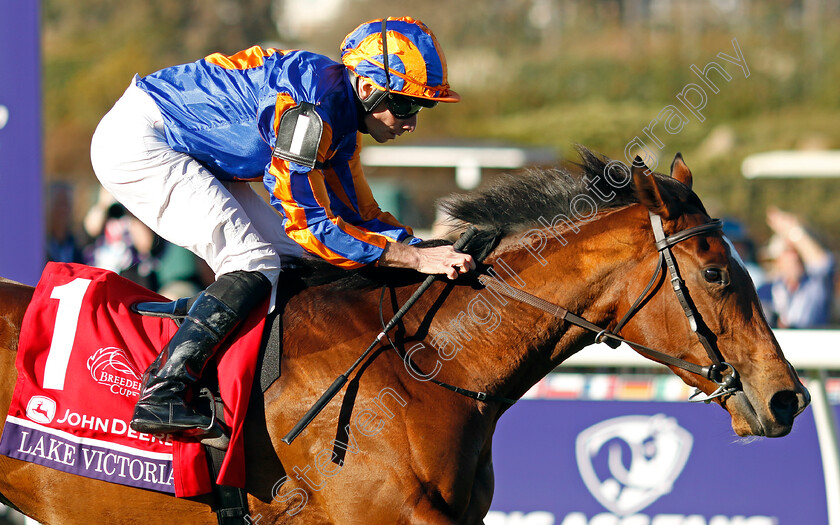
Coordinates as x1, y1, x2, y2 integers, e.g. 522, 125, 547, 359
45, 182, 214, 300
721, 207, 836, 329
45, 182, 837, 326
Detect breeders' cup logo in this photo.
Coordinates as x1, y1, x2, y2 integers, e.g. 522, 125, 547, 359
575, 414, 693, 516
0, 105, 8, 130
87, 347, 143, 397
26, 396, 57, 424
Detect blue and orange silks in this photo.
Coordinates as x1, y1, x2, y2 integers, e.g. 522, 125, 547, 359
136, 46, 417, 269
340, 16, 459, 103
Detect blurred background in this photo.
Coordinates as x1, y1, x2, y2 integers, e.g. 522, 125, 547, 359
29, 0, 840, 321
41, 0, 840, 221
2, 2, 840, 523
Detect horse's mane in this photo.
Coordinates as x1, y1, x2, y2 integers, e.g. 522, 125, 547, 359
293, 146, 702, 291
439, 145, 702, 236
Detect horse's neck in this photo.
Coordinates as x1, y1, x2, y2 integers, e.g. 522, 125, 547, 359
450, 212, 648, 401
280, 209, 647, 405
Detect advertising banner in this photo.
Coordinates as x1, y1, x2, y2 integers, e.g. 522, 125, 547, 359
0, 0, 43, 285
488, 399, 826, 525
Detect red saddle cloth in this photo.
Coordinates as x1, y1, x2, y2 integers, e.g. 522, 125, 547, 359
0, 262, 268, 497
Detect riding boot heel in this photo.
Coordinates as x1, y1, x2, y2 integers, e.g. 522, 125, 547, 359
130, 270, 271, 437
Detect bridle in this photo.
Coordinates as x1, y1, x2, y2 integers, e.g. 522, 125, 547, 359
377, 211, 738, 408
284, 213, 739, 443
480, 211, 740, 404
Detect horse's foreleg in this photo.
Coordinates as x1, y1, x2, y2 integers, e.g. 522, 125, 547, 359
461, 437, 495, 525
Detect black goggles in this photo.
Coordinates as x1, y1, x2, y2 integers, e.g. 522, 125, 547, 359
379, 19, 438, 119
386, 94, 437, 119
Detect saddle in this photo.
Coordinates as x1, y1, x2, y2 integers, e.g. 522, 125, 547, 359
132, 287, 288, 397
132, 294, 271, 525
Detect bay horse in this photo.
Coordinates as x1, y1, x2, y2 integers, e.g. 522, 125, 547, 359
0, 148, 809, 524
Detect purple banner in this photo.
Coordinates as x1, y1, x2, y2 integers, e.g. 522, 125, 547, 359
0, 417, 174, 493
488, 400, 826, 524
0, 0, 43, 285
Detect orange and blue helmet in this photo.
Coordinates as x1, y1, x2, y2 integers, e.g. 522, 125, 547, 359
340, 16, 460, 110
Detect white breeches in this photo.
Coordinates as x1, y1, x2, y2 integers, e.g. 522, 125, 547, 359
90, 76, 302, 286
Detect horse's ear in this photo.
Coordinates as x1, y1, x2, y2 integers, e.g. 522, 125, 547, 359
670, 152, 693, 189
632, 156, 674, 218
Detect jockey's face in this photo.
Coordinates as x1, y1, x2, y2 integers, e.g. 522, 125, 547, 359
356, 78, 417, 143
364, 100, 417, 143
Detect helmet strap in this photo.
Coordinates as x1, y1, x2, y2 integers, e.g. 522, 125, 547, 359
380, 18, 392, 95
354, 73, 389, 114
351, 19, 392, 115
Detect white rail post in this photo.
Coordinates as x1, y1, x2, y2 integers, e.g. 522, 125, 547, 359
809, 369, 840, 524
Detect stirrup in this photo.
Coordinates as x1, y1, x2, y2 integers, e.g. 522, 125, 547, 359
193, 423, 230, 451
132, 296, 192, 320
189, 388, 230, 451
132, 390, 230, 450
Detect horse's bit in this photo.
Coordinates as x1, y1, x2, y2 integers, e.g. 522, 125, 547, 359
481, 212, 740, 404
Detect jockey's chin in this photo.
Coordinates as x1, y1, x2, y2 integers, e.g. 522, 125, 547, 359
364, 107, 416, 143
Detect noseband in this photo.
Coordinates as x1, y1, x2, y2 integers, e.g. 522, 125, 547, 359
482, 212, 740, 404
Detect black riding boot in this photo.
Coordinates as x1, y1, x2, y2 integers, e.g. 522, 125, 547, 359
130, 270, 271, 437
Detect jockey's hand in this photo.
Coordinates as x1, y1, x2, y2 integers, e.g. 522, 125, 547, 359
379, 242, 476, 280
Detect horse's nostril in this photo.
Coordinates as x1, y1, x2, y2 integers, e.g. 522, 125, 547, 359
769, 390, 800, 427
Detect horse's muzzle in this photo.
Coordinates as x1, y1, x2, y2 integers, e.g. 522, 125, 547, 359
763, 384, 810, 437
770, 385, 811, 423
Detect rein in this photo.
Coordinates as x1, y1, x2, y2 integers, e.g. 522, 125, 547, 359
481, 212, 739, 404
380, 212, 737, 407
285, 213, 735, 442
377, 287, 517, 405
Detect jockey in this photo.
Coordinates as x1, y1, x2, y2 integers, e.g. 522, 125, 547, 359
90, 17, 475, 440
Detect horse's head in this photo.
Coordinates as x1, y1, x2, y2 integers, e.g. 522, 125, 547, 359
617, 153, 809, 437
440, 148, 808, 437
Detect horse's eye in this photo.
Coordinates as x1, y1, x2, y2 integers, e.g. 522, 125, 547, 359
703, 267, 728, 284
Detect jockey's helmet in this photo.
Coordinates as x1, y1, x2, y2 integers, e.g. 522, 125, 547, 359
341, 17, 460, 114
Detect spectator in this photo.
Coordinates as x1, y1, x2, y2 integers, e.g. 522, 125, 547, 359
757, 206, 835, 328
82, 186, 117, 241
721, 217, 765, 288
45, 183, 84, 264
155, 243, 214, 300
83, 187, 162, 291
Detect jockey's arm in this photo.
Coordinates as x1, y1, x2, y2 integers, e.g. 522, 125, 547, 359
378, 241, 474, 280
